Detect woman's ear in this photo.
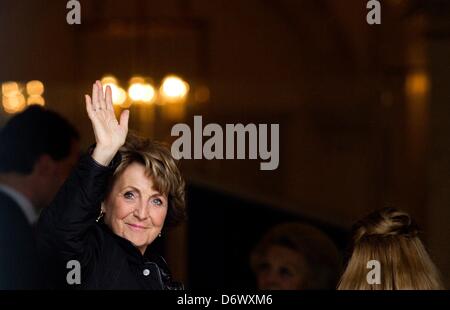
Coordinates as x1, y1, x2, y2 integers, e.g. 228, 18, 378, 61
101, 202, 106, 213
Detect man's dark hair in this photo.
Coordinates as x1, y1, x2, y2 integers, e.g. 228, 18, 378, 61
0, 106, 80, 174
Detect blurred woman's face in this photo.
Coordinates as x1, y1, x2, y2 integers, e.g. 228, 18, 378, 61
103, 162, 168, 254
255, 245, 306, 290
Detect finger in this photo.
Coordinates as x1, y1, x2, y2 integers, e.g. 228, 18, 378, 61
105, 85, 113, 110
119, 109, 130, 132
85, 95, 93, 118
92, 83, 99, 111
97, 80, 106, 110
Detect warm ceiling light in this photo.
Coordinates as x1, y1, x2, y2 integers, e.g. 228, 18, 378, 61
128, 76, 156, 104
2, 82, 20, 97
27, 95, 45, 106
406, 72, 429, 96
129, 76, 145, 85
2, 93, 26, 114
141, 84, 156, 103
101, 75, 118, 85
160, 75, 189, 102
115, 87, 127, 105
128, 83, 145, 101
26, 80, 44, 96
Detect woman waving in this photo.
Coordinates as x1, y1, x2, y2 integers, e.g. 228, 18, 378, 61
37, 81, 185, 289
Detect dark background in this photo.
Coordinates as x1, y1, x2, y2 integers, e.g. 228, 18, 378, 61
186, 184, 348, 289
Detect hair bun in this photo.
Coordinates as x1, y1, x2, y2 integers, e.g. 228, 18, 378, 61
354, 207, 419, 241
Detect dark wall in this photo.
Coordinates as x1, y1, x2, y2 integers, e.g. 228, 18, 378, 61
186, 183, 349, 289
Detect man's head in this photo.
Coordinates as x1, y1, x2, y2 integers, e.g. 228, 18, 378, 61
0, 106, 80, 209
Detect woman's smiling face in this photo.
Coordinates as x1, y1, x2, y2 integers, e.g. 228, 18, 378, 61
103, 162, 168, 254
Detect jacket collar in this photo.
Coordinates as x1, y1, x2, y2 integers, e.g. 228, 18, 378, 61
99, 222, 163, 265
0, 184, 38, 224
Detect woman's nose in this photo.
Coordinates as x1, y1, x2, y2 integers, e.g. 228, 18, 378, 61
259, 270, 280, 290
134, 202, 148, 220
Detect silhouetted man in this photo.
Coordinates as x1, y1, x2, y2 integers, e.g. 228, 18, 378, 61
0, 106, 80, 289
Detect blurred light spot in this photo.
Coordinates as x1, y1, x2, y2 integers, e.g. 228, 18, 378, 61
3, 93, 26, 114
101, 75, 118, 85
2, 82, 20, 97
406, 72, 429, 96
129, 76, 145, 85
128, 76, 156, 103
141, 84, 156, 103
160, 75, 189, 103
128, 83, 144, 101
115, 87, 127, 105
128, 82, 156, 103
26, 80, 44, 96
27, 95, 45, 106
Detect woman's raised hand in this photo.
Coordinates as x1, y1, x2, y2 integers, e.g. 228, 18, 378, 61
85, 81, 129, 166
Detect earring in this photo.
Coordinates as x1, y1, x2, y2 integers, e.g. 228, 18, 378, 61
96, 211, 104, 222
158, 232, 162, 237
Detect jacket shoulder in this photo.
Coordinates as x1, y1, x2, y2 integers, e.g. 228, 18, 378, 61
0, 192, 30, 230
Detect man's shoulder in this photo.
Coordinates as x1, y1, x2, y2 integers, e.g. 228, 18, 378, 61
0, 190, 30, 227
0, 190, 20, 211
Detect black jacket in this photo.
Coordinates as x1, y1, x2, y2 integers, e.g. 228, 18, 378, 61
36, 153, 181, 290
0, 191, 42, 289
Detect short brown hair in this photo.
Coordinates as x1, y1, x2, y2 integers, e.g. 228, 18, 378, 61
110, 133, 186, 227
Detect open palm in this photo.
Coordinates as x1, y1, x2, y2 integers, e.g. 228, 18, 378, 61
85, 81, 129, 164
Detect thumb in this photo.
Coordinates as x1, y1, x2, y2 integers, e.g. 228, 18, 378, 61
119, 109, 129, 132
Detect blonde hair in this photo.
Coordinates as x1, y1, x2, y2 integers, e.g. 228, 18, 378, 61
338, 208, 443, 290
109, 133, 186, 227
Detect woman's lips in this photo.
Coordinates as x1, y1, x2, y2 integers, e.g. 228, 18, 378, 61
126, 223, 149, 230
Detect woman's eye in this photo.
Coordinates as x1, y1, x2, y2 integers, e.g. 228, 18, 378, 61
124, 192, 135, 200
279, 267, 294, 278
151, 198, 163, 206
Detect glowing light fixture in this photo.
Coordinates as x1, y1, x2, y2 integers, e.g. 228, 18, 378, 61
406, 72, 429, 96
160, 75, 189, 103
27, 95, 45, 106
2, 82, 20, 97
2, 93, 26, 114
128, 83, 156, 103
26, 80, 44, 96
101, 75, 118, 85
128, 76, 156, 104
2, 81, 27, 113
